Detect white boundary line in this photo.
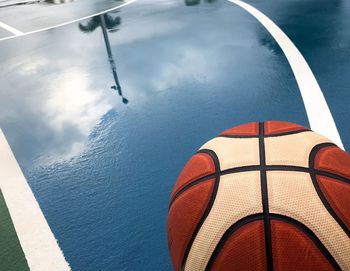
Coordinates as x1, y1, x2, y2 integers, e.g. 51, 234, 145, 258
0, 0, 43, 9
0, 0, 137, 41
0, 20, 23, 35
228, 0, 344, 149
0, 129, 70, 271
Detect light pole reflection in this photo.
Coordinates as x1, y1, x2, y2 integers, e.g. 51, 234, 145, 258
79, 13, 128, 104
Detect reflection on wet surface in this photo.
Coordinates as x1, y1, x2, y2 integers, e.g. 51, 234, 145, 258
0, 0, 126, 34
3, 0, 348, 270
184, 0, 217, 6
79, 12, 128, 104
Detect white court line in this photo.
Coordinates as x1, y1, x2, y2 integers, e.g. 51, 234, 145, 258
0, 0, 137, 41
0, 20, 23, 35
0, 129, 70, 271
0, 0, 43, 9
228, 0, 344, 149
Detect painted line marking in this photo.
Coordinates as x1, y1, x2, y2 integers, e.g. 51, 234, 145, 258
0, 0, 43, 9
0, 0, 137, 41
228, 0, 344, 150
0, 129, 70, 271
0, 20, 23, 35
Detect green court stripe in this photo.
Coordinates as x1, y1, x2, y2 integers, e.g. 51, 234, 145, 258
0, 189, 29, 271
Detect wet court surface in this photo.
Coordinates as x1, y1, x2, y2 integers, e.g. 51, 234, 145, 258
0, 0, 349, 270
0, 0, 127, 36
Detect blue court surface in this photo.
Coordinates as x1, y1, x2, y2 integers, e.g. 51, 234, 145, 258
0, 0, 349, 270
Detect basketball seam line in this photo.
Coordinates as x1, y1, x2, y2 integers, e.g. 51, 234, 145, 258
180, 149, 221, 271
169, 175, 215, 209
169, 166, 350, 209
171, 173, 214, 202
218, 128, 310, 139
168, 165, 350, 210
315, 170, 350, 185
259, 122, 274, 271
169, 165, 306, 207
309, 143, 350, 240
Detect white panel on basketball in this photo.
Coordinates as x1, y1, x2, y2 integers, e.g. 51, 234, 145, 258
200, 137, 259, 170
184, 171, 262, 271
264, 132, 330, 167
267, 171, 350, 270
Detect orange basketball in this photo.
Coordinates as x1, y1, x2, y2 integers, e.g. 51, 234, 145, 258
167, 121, 350, 271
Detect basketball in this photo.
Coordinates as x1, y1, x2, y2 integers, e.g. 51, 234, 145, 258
167, 121, 350, 271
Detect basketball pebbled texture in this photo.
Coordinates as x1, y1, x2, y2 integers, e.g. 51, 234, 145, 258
167, 121, 350, 271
